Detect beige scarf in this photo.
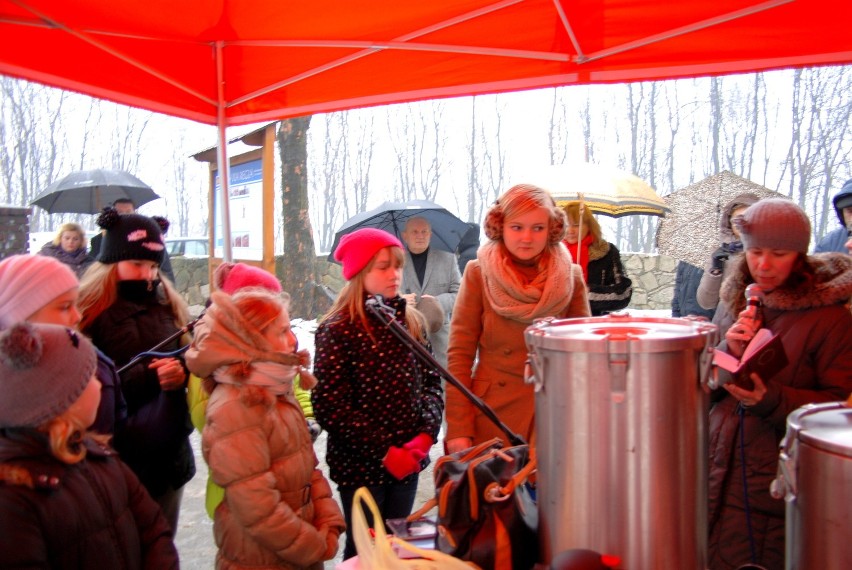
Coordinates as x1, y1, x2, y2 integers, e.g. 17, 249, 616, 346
478, 241, 575, 323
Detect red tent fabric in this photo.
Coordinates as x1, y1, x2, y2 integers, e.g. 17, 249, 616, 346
1, 0, 850, 127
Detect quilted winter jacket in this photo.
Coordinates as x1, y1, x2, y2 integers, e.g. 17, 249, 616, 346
203, 375, 344, 570
707, 253, 852, 569
0, 429, 178, 569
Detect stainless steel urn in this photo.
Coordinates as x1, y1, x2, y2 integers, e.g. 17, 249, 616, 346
771, 401, 852, 570
525, 314, 717, 569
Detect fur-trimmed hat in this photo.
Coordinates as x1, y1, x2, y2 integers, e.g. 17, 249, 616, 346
0, 322, 96, 428
96, 207, 167, 264
334, 228, 403, 280
0, 255, 79, 330
732, 198, 811, 253
214, 262, 282, 295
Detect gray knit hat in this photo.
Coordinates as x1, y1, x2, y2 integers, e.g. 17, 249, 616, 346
732, 198, 811, 253
0, 255, 79, 330
0, 322, 96, 428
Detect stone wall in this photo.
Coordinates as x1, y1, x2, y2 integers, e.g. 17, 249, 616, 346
170, 257, 210, 315
622, 252, 677, 311
0, 205, 31, 260
171, 253, 678, 314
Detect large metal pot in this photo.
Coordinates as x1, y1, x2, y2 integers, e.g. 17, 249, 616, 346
770, 401, 852, 570
525, 314, 717, 569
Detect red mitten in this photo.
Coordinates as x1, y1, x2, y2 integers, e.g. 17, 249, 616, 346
403, 433, 434, 455
382, 446, 425, 480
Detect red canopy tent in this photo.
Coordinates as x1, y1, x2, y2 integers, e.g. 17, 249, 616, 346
1, 0, 849, 126
1, 0, 850, 257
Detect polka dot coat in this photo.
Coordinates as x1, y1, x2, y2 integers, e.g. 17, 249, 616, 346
311, 295, 443, 488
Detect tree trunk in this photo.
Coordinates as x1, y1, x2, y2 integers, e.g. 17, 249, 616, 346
277, 116, 328, 319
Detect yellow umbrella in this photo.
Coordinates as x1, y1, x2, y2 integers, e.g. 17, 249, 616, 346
517, 163, 669, 218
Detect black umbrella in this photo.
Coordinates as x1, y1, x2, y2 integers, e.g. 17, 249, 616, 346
31, 169, 160, 214
327, 199, 469, 261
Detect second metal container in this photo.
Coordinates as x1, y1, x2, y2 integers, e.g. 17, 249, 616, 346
771, 401, 852, 570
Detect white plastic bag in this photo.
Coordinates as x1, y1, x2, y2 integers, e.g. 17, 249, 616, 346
352, 487, 476, 570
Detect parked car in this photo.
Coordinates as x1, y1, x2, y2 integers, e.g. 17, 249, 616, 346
165, 237, 209, 258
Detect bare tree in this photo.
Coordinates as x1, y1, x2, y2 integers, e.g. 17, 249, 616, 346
278, 116, 328, 319
309, 113, 346, 253
386, 101, 445, 202
349, 111, 375, 211
308, 109, 375, 252
0, 78, 68, 231
548, 87, 570, 165
780, 67, 852, 238
462, 95, 506, 224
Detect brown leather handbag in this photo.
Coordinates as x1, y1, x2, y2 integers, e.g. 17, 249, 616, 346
412, 438, 538, 570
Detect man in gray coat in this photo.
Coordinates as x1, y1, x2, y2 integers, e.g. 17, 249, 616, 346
400, 216, 461, 367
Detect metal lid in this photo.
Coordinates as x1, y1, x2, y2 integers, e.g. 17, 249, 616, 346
791, 404, 852, 458
525, 314, 717, 354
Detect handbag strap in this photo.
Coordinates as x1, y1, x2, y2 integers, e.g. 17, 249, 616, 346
407, 497, 437, 521
484, 454, 537, 504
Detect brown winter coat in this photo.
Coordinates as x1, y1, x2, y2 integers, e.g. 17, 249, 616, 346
446, 259, 590, 446
0, 430, 178, 569
203, 378, 345, 570
707, 253, 852, 569
197, 292, 344, 570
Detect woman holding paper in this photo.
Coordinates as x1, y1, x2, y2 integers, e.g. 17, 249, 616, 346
707, 198, 852, 570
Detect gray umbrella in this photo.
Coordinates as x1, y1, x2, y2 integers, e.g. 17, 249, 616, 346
31, 169, 159, 214
656, 171, 782, 266
328, 199, 469, 261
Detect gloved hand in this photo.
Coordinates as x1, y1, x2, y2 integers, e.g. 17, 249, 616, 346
382, 446, 426, 480
403, 433, 434, 455
307, 419, 322, 442
710, 247, 729, 274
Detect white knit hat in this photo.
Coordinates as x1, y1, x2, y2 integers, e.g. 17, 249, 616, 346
0, 255, 79, 330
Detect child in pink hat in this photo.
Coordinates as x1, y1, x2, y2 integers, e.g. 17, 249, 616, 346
313, 228, 444, 560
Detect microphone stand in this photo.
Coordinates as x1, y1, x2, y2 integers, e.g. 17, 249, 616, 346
365, 295, 526, 447
116, 310, 205, 375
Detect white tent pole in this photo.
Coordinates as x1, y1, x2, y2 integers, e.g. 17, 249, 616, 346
216, 41, 233, 262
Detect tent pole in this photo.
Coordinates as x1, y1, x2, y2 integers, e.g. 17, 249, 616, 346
215, 41, 233, 262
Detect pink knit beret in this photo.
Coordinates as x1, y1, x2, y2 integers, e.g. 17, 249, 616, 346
214, 262, 282, 295
334, 228, 403, 280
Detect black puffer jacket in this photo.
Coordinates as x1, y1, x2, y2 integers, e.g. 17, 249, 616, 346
84, 283, 195, 497
0, 429, 178, 569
